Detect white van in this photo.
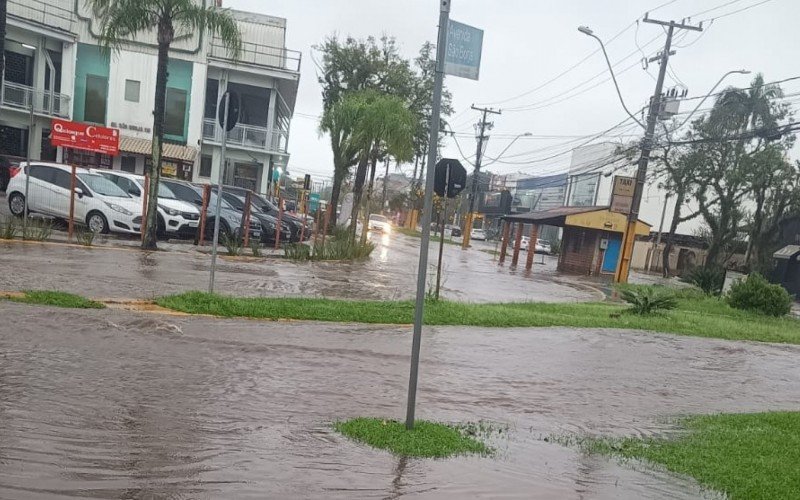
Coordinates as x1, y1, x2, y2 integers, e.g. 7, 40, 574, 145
93, 170, 200, 237
6, 162, 142, 234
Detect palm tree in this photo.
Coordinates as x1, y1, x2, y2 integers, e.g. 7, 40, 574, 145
345, 90, 414, 242
319, 97, 360, 224
88, 0, 241, 249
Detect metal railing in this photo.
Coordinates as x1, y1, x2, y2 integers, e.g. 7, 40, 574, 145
1, 81, 71, 118
8, 0, 74, 32
203, 118, 288, 154
209, 39, 302, 72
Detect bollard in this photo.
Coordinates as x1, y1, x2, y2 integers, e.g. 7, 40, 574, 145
240, 190, 252, 248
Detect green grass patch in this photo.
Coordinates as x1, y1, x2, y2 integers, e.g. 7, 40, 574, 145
568, 411, 800, 500
396, 227, 460, 245
334, 418, 488, 458
156, 291, 800, 345
9, 290, 105, 309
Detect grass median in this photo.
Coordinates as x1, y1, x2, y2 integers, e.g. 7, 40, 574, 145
334, 418, 488, 458
395, 227, 461, 245
155, 291, 800, 344
568, 411, 800, 500
8, 290, 105, 309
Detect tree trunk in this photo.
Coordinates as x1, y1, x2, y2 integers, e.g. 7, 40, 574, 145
744, 194, 765, 268
329, 168, 344, 227
143, 32, 171, 250
349, 154, 369, 241
661, 188, 685, 278
361, 153, 379, 245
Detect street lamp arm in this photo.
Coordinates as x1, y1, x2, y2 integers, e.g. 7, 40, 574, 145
673, 69, 750, 130
580, 28, 646, 130
482, 132, 532, 166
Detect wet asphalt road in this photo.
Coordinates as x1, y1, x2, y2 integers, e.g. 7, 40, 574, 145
2, 301, 800, 498
0, 233, 599, 303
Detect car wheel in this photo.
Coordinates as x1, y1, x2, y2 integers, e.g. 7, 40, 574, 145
86, 211, 109, 234
8, 192, 25, 217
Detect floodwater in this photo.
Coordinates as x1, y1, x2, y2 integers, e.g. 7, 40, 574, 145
2, 302, 800, 498
0, 235, 598, 303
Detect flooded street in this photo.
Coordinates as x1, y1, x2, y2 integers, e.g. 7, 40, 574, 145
0, 235, 598, 303
2, 301, 799, 498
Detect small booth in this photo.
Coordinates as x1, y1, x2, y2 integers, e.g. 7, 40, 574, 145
499, 206, 651, 275
773, 245, 800, 296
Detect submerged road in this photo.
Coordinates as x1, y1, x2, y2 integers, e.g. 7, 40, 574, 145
2, 302, 799, 498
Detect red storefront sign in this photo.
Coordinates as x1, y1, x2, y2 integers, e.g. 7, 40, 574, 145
50, 119, 120, 156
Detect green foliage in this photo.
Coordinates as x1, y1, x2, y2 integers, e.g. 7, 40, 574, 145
10, 290, 105, 309
220, 232, 243, 256
685, 265, 724, 296
0, 217, 19, 240
157, 291, 800, 345
76, 229, 96, 247
284, 242, 311, 260
568, 411, 800, 500
333, 418, 488, 458
618, 285, 678, 315
727, 272, 792, 316
249, 238, 262, 257
22, 218, 53, 241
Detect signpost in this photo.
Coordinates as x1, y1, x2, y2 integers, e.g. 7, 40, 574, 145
406, 0, 482, 430
610, 175, 635, 215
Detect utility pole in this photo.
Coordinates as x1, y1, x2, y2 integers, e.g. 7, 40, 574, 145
462, 105, 500, 249
615, 15, 701, 283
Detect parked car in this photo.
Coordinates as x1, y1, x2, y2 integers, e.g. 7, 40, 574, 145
213, 187, 292, 244
6, 162, 142, 234
226, 186, 309, 241
93, 170, 200, 238
470, 228, 487, 241
518, 235, 530, 251
446, 224, 462, 238
368, 213, 392, 233
161, 179, 261, 241
534, 239, 553, 255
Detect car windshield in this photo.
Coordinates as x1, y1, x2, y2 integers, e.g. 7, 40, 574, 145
78, 174, 129, 197
158, 183, 177, 199
253, 193, 278, 212
369, 214, 388, 223
208, 193, 234, 211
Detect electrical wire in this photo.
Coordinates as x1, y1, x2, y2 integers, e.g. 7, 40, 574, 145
699, 0, 774, 21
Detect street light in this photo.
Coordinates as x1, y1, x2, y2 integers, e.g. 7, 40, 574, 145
674, 69, 751, 129
578, 25, 646, 129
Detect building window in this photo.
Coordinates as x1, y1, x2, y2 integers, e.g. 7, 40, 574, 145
84, 74, 108, 124
199, 154, 212, 177
124, 79, 140, 102
121, 156, 137, 173
165, 88, 188, 137
204, 79, 219, 119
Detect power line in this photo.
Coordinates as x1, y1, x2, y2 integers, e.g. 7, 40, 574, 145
700, 0, 774, 21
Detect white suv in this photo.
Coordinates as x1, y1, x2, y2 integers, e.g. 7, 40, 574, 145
368, 213, 392, 233
6, 162, 142, 234
94, 170, 200, 237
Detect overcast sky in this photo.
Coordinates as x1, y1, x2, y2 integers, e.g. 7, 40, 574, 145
229, 0, 799, 182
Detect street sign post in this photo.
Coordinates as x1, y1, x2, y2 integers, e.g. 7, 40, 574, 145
610, 175, 635, 214
444, 19, 484, 80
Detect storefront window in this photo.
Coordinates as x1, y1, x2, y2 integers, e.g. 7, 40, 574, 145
165, 88, 188, 137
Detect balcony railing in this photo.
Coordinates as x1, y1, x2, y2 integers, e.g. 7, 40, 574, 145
209, 39, 302, 73
1, 81, 71, 118
203, 118, 288, 154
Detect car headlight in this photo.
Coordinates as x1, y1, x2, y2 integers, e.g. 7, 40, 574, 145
158, 204, 180, 216
105, 201, 133, 215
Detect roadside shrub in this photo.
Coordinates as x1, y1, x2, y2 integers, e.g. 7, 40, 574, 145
250, 238, 262, 257
22, 218, 53, 241
726, 273, 792, 317
76, 229, 96, 247
220, 232, 243, 256
284, 242, 311, 260
618, 286, 677, 315
0, 217, 18, 240
685, 265, 724, 296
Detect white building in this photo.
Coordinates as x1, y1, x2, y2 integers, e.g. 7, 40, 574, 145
2, 0, 298, 194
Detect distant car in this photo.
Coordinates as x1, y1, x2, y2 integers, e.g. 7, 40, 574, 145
446, 225, 462, 238
518, 235, 530, 251
7, 162, 142, 234
470, 228, 487, 241
368, 213, 391, 233
93, 170, 200, 238
534, 239, 553, 254
161, 179, 261, 241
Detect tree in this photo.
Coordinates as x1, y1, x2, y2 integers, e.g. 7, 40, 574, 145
89, 0, 241, 249
319, 97, 359, 224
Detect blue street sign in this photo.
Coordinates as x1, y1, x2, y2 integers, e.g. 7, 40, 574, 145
444, 19, 484, 81
308, 193, 321, 212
